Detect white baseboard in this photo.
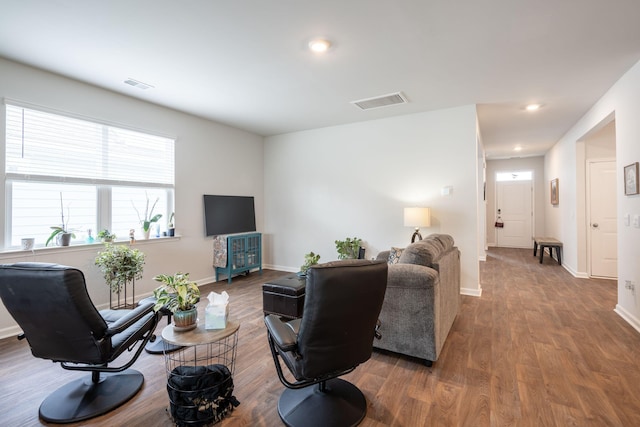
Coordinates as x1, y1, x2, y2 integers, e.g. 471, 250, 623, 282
461, 286, 482, 297
614, 305, 640, 334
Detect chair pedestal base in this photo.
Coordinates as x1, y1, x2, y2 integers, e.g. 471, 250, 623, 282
39, 369, 144, 423
278, 378, 366, 427
145, 337, 182, 354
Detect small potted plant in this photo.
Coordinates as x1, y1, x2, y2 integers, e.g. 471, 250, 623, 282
132, 193, 162, 239
299, 252, 320, 276
153, 272, 201, 331
335, 237, 363, 259
97, 229, 116, 242
46, 192, 76, 246
95, 243, 145, 309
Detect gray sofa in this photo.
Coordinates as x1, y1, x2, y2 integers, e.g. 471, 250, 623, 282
375, 234, 460, 365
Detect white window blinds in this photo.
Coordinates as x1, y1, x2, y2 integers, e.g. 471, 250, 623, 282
6, 104, 174, 186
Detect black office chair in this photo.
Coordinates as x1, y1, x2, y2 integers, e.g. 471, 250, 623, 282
0, 262, 159, 423
264, 259, 388, 427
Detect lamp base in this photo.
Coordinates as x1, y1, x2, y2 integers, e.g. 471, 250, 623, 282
411, 229, 423, 243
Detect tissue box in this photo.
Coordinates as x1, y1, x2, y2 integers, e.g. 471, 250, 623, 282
205, 301, 229, 329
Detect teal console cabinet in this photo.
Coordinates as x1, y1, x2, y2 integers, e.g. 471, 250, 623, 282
215, 232, 262, 283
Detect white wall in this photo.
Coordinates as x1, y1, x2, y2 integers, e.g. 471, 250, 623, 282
264, 105, 481, 296
485, 156, 546, 247
545, 59, 640, 331
0, 58, 264, 337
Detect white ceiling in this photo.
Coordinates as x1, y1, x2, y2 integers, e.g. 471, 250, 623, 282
1, 0, 640, 159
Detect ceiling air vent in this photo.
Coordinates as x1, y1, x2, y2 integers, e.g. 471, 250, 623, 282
124, 78, 154, 90
351, 92, 408, 110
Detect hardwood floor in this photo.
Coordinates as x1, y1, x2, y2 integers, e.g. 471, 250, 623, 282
2, 247, 640, 426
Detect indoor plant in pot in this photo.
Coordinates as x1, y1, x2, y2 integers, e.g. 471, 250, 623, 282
46, 192, 76, 246
335, 237, 363, 259
95, 243, 145, 309
97, 229, 116, 242
299, 251, 320, 276
132, 193, 162, 239
153, 272, 201, 331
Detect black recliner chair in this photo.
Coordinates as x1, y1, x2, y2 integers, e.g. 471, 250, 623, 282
0, 262, 159, 423
264, 259, 388, 427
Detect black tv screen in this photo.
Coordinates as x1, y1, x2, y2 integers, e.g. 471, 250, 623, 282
203, 195, 256, 236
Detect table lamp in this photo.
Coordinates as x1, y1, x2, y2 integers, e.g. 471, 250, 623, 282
404, 207, 431, 243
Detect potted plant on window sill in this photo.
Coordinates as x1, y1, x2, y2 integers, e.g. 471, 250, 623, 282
133, 193, 162, 239
153, 272, 201, 331
97, 229, 116, 243
46, 193, 75, 247
167, 212, 175, 237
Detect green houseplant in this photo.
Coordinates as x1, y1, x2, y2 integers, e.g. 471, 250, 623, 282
300, 252, 321, 276
153, 272, 201, 330
167, 212, 175, 237
132, 193, 162, 239
95, 243, 145, 309
335, 237, 363, 260
97, 229, 116, 242
46, 192, 76, 246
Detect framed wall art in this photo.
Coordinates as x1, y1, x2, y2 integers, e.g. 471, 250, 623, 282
624, 162, 639, 195
550, 178, 559, 205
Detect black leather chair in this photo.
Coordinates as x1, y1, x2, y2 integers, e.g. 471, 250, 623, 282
264, 259, 388, 427
0, 262, 159, 423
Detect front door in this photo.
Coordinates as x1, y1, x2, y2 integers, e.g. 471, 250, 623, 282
588, 160, 617, 278
496, 180, 533, 248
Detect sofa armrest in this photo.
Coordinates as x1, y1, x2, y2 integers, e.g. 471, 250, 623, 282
386, 263, 439, 289
376, 251, 390, 262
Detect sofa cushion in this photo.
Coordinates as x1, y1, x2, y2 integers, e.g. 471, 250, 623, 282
387, 247, 404, 264
398, 238, 444, 267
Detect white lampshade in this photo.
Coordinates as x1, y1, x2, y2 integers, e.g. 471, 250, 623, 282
403, 207, 431, 228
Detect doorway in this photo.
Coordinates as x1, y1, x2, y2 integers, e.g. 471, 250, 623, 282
495, 172, 533, 248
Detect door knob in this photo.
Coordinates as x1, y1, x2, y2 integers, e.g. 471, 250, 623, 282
592, 223, 599, 228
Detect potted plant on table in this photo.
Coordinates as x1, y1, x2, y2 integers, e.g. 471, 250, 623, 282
335, 237, 363, 260
46, 192, 76, 246
167, 212, 175, 237
95, 243, 145, 309
132, 193, 162, 239
153, 272, 201, 331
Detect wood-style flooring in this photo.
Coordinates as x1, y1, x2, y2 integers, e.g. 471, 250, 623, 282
1, 247, 639, 426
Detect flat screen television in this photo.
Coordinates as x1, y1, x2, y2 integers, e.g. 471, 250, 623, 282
203, 195, 256, 236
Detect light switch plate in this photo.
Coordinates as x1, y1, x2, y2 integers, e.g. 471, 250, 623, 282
634, 214, 640, 228
624, 213, 631, 226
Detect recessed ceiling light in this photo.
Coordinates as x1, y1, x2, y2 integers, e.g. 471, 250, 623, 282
514, 146, 523, 152
525, 103, 541, 111
308, 39, 331, 53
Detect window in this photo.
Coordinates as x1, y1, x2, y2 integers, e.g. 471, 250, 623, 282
5, 102, 175, 248
496, 171, 532, 182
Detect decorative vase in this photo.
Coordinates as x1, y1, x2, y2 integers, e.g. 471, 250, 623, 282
142, 228, 151, 240
173, 307, 198, 331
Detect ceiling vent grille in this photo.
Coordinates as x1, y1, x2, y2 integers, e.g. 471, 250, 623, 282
124, 78, 154, 90
351, 92, 408, 110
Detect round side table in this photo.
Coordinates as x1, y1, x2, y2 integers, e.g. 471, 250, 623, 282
162, 310, 240, 426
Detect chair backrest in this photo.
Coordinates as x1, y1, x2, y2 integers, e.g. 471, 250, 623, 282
296, 259, 387, 379
0, 263, 108, 363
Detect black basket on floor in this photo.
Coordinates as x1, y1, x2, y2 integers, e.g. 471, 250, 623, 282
167, 364, 240, 426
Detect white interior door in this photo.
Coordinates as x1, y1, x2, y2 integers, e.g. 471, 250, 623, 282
496, 180, 533, 248
589, 160, 617, 278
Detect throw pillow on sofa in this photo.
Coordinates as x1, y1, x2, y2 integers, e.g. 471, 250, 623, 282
387, 247, 404, 264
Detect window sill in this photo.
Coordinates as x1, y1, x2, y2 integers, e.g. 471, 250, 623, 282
0, 235, 181, 257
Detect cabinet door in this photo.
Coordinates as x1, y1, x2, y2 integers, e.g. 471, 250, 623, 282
231, 237, 246, 268
246, 234, 260, 266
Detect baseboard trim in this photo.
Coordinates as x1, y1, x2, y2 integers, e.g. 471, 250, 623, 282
461, 286, 482, 297
614, 305, 640, 334
0, 325, 22, 340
